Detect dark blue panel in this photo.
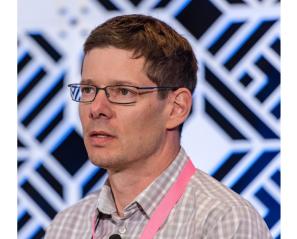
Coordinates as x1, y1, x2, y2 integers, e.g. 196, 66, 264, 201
231, 150, 279, 193
224, 20, 276, 70
51, 129, 88, 175
176, 1, 221, 39
29, 33, 62, 62
255, 187, 280, 229
204, 97, 248, 139
204, 64, 279, 139
212, 151, 248, 181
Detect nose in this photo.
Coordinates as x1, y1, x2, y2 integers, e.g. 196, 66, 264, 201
89, 90, 113, 119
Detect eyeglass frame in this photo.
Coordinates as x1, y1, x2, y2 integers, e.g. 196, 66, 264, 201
67, 83, 179, 104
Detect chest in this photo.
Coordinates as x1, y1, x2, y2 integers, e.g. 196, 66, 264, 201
95, 198, 201, 239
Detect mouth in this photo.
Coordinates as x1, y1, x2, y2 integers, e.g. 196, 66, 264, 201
88, 130, 115, 145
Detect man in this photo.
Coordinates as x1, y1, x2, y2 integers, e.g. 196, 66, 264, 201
45, 14, 272, 239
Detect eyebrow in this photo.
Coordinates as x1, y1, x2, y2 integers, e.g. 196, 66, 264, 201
80, 79, 141, 86
80, 79, 94, 85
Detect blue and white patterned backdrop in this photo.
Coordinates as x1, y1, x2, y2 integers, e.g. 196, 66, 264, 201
17, 0, 280, 238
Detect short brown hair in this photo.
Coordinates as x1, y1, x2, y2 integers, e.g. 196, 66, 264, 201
84, 14, 198, 96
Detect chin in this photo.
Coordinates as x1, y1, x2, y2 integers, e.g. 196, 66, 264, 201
88, 152, 117, 169
89, 156, 109, 168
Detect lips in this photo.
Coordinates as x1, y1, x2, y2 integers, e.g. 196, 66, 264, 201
88, 130, 115, 145
89, 130, 113, 137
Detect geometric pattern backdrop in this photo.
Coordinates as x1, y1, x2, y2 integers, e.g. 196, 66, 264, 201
17, 0, 280, 238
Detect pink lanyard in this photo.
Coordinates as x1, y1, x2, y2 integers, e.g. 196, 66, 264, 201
92, 159, 196, 239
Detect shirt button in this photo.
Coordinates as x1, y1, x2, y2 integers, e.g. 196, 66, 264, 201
118, 225, 127, 234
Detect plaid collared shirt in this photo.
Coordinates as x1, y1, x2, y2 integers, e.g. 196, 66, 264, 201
45, 147, 272, 239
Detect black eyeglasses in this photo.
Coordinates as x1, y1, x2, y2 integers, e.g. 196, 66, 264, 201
68, 84, 178, 104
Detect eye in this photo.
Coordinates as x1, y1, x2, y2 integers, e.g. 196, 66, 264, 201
81, 86, 94, 94
119, 87, 131, 96
112, 86, 137, 97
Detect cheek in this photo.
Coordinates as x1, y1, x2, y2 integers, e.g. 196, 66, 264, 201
125, 105, 164, 135
79, 105, 88, 129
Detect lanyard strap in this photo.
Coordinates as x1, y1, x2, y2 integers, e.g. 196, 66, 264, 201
139, 159, 196, 239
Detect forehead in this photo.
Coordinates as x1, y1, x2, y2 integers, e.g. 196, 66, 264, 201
81, 47, 153, 86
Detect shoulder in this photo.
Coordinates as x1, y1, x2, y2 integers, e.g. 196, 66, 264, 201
189, 169, 252, 208
45, 191, 99, 238
185, 169, 271, 238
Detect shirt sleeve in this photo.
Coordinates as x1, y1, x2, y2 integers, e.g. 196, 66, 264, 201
203, 205, 272, 239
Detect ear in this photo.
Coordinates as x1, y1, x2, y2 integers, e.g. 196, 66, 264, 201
165, 88, 192, 130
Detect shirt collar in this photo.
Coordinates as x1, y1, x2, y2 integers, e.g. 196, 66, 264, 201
96, 184, 117, 215
96, 147, 188, 218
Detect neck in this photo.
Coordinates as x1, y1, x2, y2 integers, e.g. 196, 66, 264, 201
107, 135, 180, 217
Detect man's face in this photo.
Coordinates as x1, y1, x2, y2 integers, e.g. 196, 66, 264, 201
79, 47, 170, 171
